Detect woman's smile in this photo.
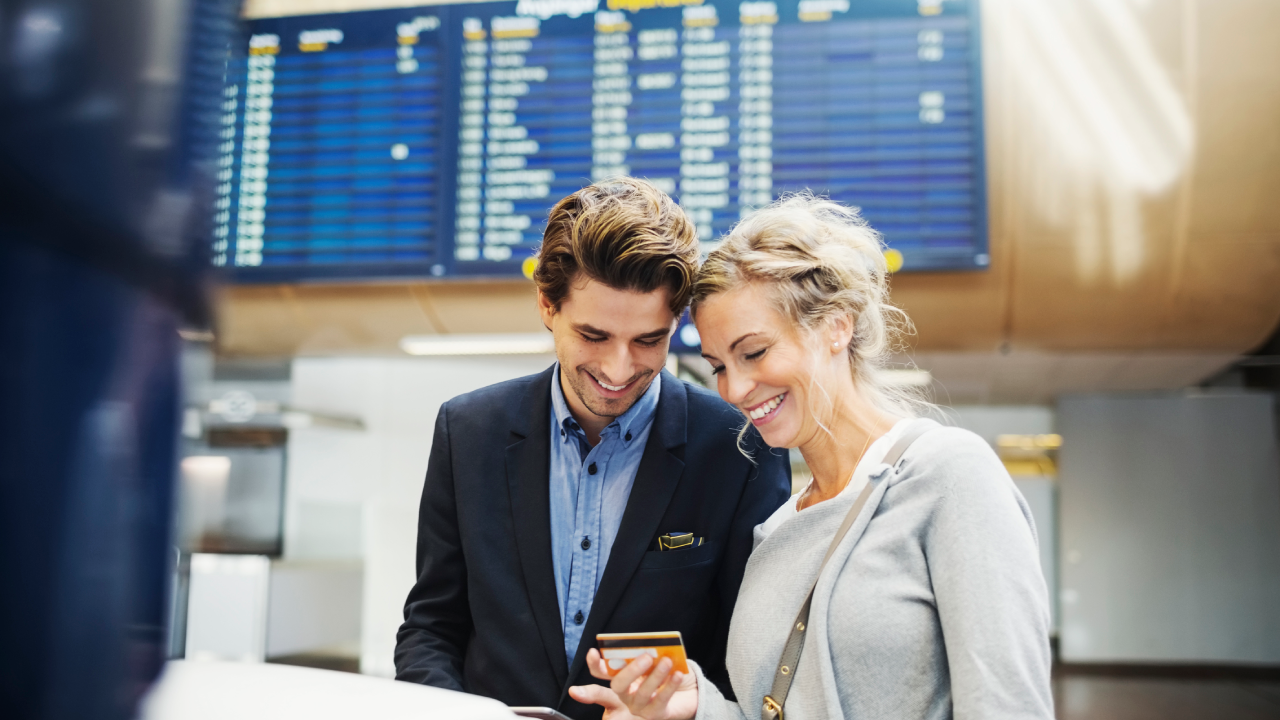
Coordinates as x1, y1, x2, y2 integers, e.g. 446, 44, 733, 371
745, 391, 788, 425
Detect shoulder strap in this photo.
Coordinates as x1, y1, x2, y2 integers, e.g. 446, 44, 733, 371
761, 419, 934, 720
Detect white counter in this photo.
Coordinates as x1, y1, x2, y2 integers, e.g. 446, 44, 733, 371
141, 660, 516, 720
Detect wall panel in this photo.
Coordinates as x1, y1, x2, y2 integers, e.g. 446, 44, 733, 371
1057, 392, 1280, 664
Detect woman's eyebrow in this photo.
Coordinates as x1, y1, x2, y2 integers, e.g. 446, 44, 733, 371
729, 332, 759, 351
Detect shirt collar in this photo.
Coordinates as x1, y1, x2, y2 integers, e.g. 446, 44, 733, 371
551, 362, 662, 441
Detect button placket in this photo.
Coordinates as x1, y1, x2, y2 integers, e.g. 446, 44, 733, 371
564, 428, 609, 650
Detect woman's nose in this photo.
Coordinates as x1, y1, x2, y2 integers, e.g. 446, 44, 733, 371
721, 367, 754, 405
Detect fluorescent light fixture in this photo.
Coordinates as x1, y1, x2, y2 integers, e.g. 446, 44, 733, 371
400, 333, 555, 356
181, 456, 232, 475
881, 369, 933, 388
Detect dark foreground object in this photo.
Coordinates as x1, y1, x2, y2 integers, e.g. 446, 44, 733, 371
0, 0, 235, 717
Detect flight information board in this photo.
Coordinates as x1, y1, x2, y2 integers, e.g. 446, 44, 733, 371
214, 0, 987, 282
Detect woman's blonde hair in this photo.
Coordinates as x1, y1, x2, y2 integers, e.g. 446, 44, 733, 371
691, 193, 927, 437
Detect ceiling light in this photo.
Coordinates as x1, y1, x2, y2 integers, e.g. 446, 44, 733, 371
181, 456, 231, 474
881, 369, 933, 388
400, 333, 555, 356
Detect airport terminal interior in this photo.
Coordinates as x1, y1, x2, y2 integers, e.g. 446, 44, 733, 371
3, 0, 1280, 718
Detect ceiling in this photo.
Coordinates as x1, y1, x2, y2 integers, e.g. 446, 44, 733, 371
213, 0, 1280, 402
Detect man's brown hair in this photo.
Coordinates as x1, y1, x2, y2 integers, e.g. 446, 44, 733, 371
533, 177, 700, 316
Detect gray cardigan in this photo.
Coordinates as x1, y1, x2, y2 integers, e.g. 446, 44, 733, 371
690, 424, 1054, 720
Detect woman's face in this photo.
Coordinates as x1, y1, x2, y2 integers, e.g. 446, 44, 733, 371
696, 284, 847, 449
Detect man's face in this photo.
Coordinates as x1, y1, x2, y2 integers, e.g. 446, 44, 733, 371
538, 275, 676, 423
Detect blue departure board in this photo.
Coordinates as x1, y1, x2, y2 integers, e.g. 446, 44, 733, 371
214, 0, 986, 282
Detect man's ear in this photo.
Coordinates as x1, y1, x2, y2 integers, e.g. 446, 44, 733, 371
536, 289, 557, 331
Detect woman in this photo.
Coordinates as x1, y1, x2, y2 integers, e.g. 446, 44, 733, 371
569, 195, 1053, 720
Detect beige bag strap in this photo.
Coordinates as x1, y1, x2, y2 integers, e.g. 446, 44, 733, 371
761, 419, 935, 720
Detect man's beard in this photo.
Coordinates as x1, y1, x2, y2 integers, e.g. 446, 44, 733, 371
564, 365, 654, 421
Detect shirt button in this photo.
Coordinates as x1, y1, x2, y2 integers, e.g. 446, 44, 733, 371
581, 536, 591, 550
574, 611, 584, 625
625, 431, 632, 442
588, 462, 597, 475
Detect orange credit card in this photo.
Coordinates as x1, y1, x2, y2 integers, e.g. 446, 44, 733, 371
596, 631, 689, 678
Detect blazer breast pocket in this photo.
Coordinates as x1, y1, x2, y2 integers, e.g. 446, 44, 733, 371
637, 540, 718, 571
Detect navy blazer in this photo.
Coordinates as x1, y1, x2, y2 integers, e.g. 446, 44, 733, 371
394, 366, 791, 719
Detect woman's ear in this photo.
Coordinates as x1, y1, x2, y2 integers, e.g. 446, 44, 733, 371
827, 315, 855, 354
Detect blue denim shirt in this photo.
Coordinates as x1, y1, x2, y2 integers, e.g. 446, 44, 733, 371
549, 363, 661, 667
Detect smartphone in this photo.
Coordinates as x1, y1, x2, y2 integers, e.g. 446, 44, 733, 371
596, 631, 690, 678
510, 707, 573, 720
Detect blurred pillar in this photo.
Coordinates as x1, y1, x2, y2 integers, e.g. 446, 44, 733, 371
0, 0, 238, 718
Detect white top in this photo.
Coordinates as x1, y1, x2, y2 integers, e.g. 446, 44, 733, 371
755, 417, 913, 544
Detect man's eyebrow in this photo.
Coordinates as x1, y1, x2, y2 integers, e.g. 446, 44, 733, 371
573, 323, 671, 340
573, 323, 609, 337
729, 332, 759, 351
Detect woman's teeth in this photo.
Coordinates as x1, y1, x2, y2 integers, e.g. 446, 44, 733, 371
748, 393, 787, 420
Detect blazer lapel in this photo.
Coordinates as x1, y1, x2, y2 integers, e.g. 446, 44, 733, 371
562, 370, 688, 693
506, 366, 570, 688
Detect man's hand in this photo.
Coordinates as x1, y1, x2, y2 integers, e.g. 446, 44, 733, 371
568, 648, 698, 720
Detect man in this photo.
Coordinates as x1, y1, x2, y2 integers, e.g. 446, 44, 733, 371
394, 178, 790, 719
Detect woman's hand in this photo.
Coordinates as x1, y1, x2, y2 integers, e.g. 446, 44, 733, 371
568, 648, 698, 720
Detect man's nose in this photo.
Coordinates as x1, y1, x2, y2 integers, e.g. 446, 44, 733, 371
599, 341, 633, 384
